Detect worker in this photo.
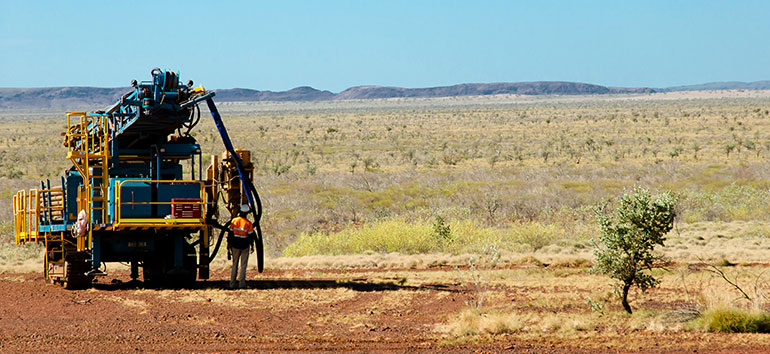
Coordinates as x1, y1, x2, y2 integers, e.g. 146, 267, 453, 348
72, 209, 88, 237
228, 204, 255, 289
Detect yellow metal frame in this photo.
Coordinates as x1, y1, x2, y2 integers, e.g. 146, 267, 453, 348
12, 187, 65, 245
13, 185, 68, 280
65, 112, 111, 251
114, 179, 206, 228
13, 189, 39, 244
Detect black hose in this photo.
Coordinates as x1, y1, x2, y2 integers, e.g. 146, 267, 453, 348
248, 183, 264, 273
247, 183, 264, 242
208, 220, 231, 263
205, 164, 265, 270
250, 183, 262, 220
188, 104, 201, 134
180, 104, 201, 137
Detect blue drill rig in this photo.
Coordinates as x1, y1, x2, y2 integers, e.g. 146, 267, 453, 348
12, 68, 263, 288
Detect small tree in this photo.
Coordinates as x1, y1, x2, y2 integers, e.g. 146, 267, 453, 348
432, 215, 452, 243
591, 187, 677, 314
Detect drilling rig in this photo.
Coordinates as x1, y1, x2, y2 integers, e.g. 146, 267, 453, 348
12, 68, 263, 288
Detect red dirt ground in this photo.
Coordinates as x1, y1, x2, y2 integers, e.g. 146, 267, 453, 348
1, 268, 769, 353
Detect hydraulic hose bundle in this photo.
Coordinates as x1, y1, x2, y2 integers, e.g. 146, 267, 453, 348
200, 97, 265, 272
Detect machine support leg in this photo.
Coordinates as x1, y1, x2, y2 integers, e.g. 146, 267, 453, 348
92, 235, 101, 269
130, 260, 139, 280
86, 235, 104, 276
199, 228, 210, 279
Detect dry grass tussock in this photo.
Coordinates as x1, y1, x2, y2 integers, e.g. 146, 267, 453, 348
439, 265, 758, 344
441, 309, 599, 337
441, 262, 770, 340
664, 221, 770, 263
679, 264, 770, 333
257, 252, 592, 272
0, 242, 43, 273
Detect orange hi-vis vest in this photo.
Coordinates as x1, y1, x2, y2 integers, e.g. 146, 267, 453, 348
230, 217, 254, 238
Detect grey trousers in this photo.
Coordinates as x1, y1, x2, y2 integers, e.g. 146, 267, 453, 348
230, 247, 250, 288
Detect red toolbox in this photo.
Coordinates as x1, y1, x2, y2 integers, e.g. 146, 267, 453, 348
171, 198, 202, 218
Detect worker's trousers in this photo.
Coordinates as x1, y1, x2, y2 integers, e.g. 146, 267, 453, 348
230, 247, 249, 288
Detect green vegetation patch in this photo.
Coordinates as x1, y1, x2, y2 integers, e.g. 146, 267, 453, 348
282, 218, 568, 256
694, 307, 770, 333
680, 183, 770, 222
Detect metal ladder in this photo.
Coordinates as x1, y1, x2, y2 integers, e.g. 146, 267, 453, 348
65, 113, 110, 252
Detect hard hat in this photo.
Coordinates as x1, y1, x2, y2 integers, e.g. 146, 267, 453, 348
239, 204, 251, 214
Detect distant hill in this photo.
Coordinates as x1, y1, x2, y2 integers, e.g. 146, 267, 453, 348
335, 82, 654, 100
2, 79, 768, 109
661, 80, 770, 92
0, 86, 335, 109
0, 87, 129, 109
215, 86, 335, 102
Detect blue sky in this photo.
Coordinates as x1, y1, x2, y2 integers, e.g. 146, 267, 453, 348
1, 1, 768, 91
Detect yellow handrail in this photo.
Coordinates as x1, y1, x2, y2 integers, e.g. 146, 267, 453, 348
13, 187, 69, 247
13, 189, 40, 243
114, 180, 206, 227
13, 192, 21, 244
31, 189, 39, 242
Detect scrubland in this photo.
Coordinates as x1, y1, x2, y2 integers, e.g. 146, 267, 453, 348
214, 91, 770, 261
3, 91, 770, 347
4, 91, 770, 264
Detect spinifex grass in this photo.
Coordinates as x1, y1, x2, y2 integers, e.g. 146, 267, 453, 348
695, 308, 770, 333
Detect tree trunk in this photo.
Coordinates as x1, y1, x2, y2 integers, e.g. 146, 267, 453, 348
621, 282, 633, 314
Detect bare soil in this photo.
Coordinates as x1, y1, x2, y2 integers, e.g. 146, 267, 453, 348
1, 268, 769, 353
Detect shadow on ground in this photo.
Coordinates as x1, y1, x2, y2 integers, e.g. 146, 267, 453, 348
91, 278, 457, 292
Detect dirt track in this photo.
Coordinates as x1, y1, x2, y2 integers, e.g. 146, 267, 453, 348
1, 268, 770, 353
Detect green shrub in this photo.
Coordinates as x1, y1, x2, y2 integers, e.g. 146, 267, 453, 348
281, 217, 568, 256
283, 219, 435, 256
508, 221, 563, 251
696, 307, 770, 333
432, 215, 452, 242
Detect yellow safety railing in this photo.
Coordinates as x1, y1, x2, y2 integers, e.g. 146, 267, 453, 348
114, 180, 206, 227
13, 189, 40, 244
13, 187, 66, 245
13, 191, 23, 243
